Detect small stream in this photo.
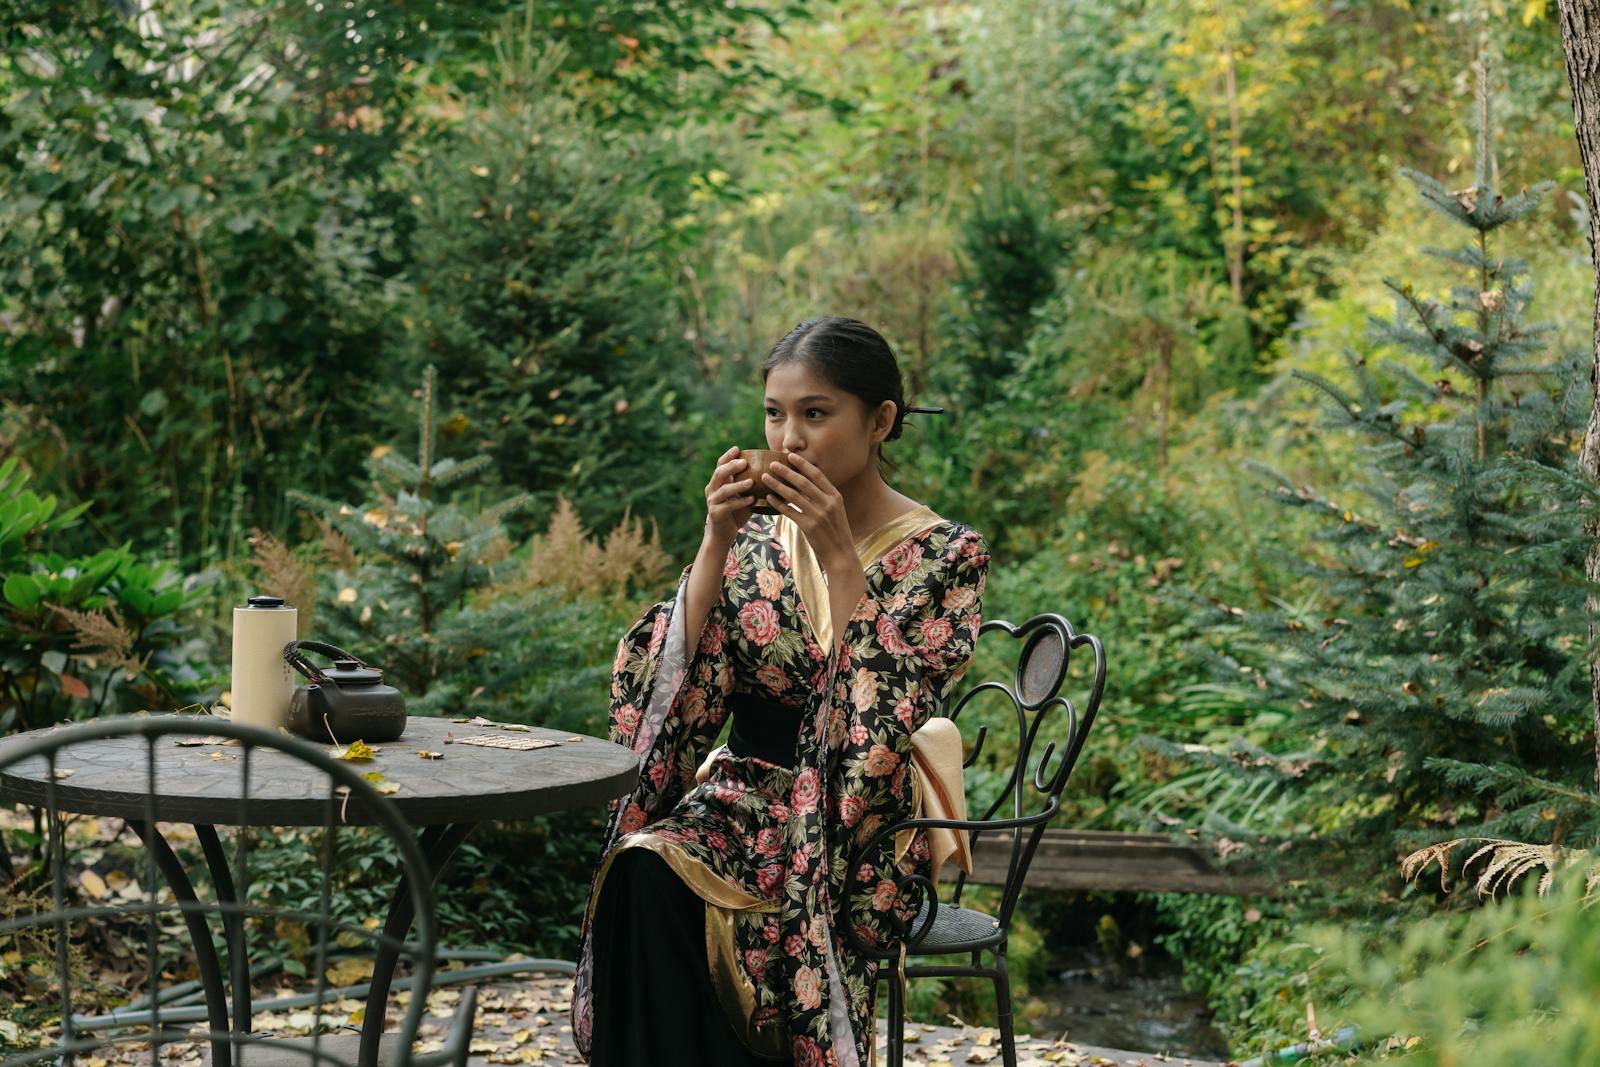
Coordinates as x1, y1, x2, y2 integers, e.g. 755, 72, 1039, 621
1022, 943, 1230, 1060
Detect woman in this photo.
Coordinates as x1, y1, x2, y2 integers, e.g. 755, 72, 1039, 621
571, 316, 990, 1066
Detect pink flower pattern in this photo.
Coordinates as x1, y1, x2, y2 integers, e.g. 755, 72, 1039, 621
572, 515, 989, 1064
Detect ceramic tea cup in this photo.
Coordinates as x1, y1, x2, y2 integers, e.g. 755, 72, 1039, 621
739, 448, 782, 514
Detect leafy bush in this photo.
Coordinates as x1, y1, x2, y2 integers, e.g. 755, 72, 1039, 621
0, 458, 214, 734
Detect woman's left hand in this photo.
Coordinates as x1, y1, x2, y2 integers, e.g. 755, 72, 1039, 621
763, 452, 857, 574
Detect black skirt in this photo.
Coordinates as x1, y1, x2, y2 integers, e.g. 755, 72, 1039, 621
588, 691, 804, 1065
587, 844, 788, 1065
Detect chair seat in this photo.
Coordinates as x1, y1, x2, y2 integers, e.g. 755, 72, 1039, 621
908, 899, 1002, 952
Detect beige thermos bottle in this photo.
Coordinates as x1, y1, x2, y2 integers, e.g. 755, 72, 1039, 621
229, 595, 298, 729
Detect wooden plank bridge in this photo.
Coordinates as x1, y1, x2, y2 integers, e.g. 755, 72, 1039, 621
947, 828, 1274, 896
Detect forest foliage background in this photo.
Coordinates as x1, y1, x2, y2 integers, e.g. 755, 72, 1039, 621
4, 1, 1599, 1061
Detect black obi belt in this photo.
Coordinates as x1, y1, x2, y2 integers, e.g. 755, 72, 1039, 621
725, 688, 806, 769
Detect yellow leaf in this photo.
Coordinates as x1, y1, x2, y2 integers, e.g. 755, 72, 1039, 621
335, 739, 377, 762
337, 587, 359, 604
370, 444, 392, 460
468, 164, 490, 177
80, 869, 108, 899
325, 958, 374, 987
1403, 557, 1424, 568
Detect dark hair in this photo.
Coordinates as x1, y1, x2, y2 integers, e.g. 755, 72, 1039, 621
760, 316, 941, 472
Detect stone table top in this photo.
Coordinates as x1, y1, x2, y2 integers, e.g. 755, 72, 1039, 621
0, 715, 638, 827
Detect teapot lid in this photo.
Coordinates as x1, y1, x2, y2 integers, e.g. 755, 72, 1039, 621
325, 659, 384, 686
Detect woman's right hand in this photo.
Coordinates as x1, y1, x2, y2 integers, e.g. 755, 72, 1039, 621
704, 446, 755, 544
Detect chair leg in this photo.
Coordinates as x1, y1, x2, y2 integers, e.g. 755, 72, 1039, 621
992, 947, 1017, 1067
885, 966, 905, 1067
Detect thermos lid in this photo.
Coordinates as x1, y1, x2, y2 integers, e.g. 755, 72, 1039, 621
244, 595, 291, 609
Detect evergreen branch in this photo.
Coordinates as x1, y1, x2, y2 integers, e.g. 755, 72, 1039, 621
1397, 166, 1474, 228
482, 492, 533, 527
370, 451, 423, 486
1423, 757, 1600, 811
1485, 182, 1557, 231
428, 455, 493, 488
1374, 359, 1459, 405
1237, 458, 1297, 494
1372, 280, 1484, 379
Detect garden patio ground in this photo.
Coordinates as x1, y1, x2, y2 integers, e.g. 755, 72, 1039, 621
57, 975, 1227, 1067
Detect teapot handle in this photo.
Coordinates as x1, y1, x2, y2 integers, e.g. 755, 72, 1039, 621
282, 640, 367, 685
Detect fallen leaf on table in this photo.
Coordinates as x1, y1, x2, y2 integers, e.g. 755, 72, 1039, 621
565, 736, 583, 742
501, 723, 530, 732
363, 771, 401, 795
334, 739, 378, 761
211, 751, 238, 762
418, 750, 443, 760
52, 768, 74, 780
174, 736, 232, 747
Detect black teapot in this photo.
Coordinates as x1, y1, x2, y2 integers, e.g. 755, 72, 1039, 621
282, 640, 408, 743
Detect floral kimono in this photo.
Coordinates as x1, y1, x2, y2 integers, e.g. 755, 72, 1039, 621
571, 504, 990, 1066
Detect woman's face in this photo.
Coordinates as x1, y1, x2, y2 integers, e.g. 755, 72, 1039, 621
763, 361, 892, 491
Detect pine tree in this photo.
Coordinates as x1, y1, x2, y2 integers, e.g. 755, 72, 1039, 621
287, 365, 668, 730
391, 24, 694, 546
1147, 60, 1598, 894
287, 366, 534, 708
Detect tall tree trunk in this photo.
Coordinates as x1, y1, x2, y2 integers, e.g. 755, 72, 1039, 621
1217, 0, 1246, 305
1157, 334, 1173, 472
1556, 0, 1600, 790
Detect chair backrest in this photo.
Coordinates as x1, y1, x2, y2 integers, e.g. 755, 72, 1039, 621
0, 714, 439, 1067
943, 612, 1105, 928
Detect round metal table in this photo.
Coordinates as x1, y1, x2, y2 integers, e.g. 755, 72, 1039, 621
0, 714, 638, 1067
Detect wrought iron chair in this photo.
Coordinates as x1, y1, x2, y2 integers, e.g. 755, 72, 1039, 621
842, 613, 1105, 1067
0, 714, 477, 1067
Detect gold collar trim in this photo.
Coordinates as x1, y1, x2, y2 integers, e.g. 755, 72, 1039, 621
773, 504, 942, 653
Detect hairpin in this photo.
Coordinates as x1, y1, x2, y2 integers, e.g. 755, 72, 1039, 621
903, 405, 945, 416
